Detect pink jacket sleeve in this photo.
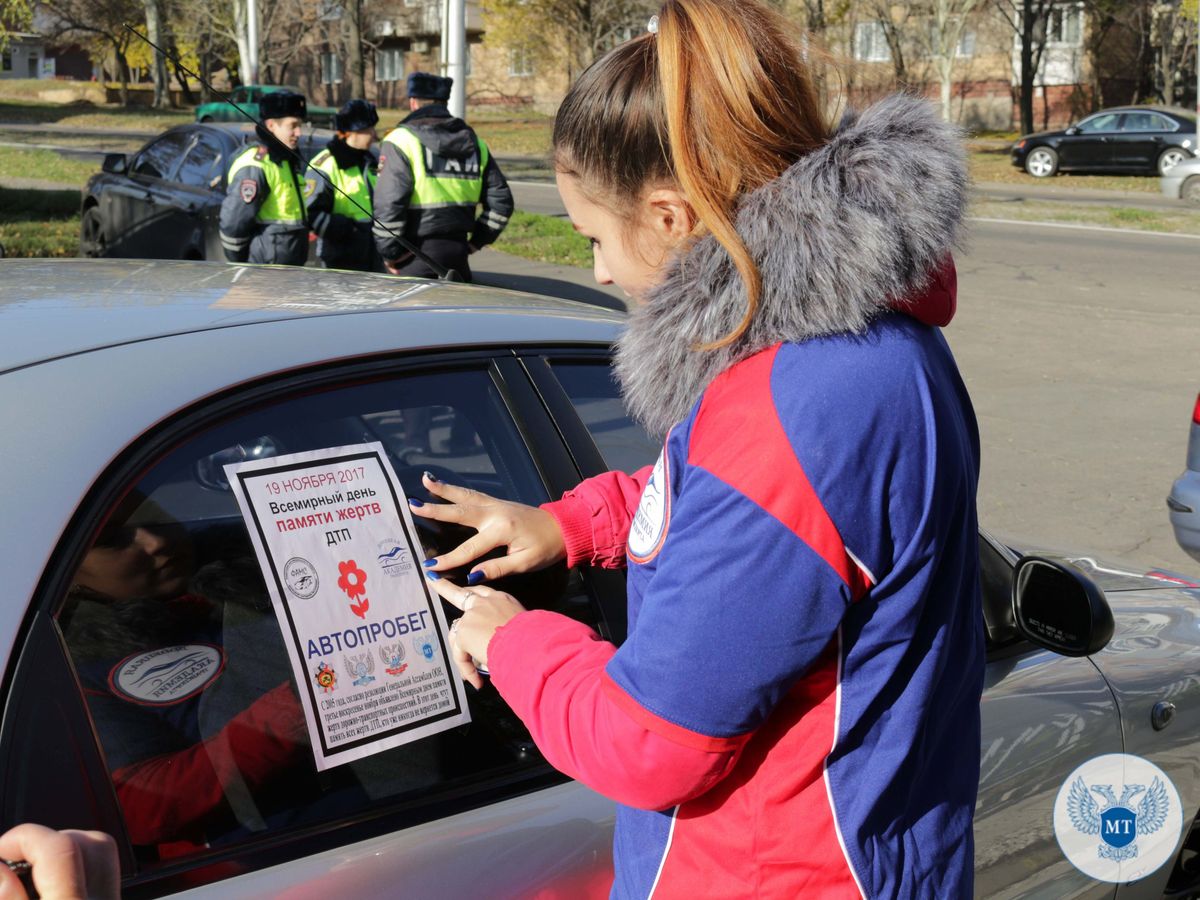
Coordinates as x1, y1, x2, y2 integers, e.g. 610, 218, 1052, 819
488, 610, 744, 811
539, 466, 652, 569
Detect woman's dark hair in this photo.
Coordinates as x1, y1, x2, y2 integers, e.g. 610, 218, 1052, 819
553, 0, 829, 347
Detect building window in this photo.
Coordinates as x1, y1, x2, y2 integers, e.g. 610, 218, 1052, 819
853, 21, 891, 62
956, 29, 976, 58
508, 47, 534, 77
321, 52, 343, 85
1045, 4, 1083, 46
2, 51, 11, 72
377, 47, 403, 82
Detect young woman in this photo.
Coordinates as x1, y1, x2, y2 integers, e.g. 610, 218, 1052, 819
414, 1, 981, 895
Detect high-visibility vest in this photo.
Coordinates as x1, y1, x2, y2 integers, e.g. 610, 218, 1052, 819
228, 146, 305, 226
382, 126, 487, 211
310, 149, 376, 222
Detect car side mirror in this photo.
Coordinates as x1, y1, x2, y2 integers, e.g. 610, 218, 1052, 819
101, 153, 127, 174
1065, 126, 1080, 136
1011, 557, 1114, 657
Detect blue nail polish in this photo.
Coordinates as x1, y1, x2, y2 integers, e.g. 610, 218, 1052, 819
424, 569, 441, 581
423, 470, 440, 483
467, 570, 485, 586
408, 497, 424, 508
422, 558, 438, 568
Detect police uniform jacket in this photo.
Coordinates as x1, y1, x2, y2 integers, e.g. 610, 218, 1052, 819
372, 105, 513, 262
305, 137, 378, 271
219, 140, 309, 266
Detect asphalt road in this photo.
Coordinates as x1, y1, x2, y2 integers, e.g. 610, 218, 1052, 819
503, 180, 1200, 576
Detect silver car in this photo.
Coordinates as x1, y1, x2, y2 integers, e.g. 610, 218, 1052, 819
1161, 155, 1200, 205
1169, 393, 1200, 564
2, 259, 1200, 898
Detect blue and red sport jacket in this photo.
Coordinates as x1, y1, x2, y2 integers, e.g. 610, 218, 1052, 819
490, 310, 983, 898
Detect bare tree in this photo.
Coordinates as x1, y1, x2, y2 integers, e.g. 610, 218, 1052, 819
991, 0, 1056, 134
926, 0, 983, 120
142, 0, 175, 107
41, 0, 142, 104
1151, 0, 1197, 105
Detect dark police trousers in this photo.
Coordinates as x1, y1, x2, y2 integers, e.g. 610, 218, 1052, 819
393, 235, 472, 282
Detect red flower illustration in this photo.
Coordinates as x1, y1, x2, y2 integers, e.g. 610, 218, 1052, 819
337, 560, 367, 599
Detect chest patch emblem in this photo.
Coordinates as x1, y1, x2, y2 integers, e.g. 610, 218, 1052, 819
239, 178, 258, 203
628, 449, 670, 563
108, 644, 225, 706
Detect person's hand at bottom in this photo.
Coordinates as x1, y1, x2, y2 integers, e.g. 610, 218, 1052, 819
0, 824, 118, 900
427, 579, 526, 690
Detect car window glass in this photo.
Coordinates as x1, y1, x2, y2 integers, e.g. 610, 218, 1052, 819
549, 361, 661, 472
1120, 112, 1163, 132
229, 87, 246, 103
1076, 113, 1120, 134
130, 133, 190, 180
176, 134, 224, 189
54, 366, 596, 872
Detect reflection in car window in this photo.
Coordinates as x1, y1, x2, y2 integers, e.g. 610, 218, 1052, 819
130, 133, 190, 180
175, 134, 225, 189
1076, 113, 1120, 134
550, 361, 661, 472
55, 367, 594, 871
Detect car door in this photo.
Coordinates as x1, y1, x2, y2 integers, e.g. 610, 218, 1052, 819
107, 131, 193, 258
223, 87, 250, 123
172, 130, 234, 260
525, 352, 1126, 898
1112, 112, 1173, 171
1061, 113, 1121, 170
0, 352, 616, 898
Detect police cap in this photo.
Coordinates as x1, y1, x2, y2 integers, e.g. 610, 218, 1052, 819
406, 72, 452, 102
259, 90, 307, 121
335, 98, 379, 132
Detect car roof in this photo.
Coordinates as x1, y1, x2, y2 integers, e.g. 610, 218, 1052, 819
1086, 105, 1196, 122
0, 259, 624, 374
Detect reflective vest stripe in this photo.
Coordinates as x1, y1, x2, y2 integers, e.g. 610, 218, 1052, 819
312, 151, 375, 222
229, 146, 306, 226
383, 127, 487, 209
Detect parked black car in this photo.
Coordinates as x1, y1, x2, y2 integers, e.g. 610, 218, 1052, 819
1011, 106, 1197, 178
80, 123, 329, 260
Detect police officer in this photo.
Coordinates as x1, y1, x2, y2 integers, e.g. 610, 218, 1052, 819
305, 98, 379, 271
219, 90, 309, 266
373, 72, 513, 281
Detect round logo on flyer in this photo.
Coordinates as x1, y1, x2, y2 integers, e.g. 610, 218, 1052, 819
628, 449, 670, 563
283, 556, 319, 599
109, 644, 225, 707
1053, 753, 1184, 883
376, 539, 414, 577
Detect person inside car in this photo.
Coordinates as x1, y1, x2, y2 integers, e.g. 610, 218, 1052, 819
219, 90, 310, 267
412, 1, 982, 896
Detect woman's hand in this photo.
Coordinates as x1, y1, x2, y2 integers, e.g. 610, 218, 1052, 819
0, 824, 119, 900
408, 472, 566, 582
427, 580, 526, 689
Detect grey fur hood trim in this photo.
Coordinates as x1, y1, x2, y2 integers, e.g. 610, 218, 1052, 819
614, 94, 968, 437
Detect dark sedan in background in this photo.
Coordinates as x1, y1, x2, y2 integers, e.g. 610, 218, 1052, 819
1012, 105, 1197, 178
80, 123, 330, 261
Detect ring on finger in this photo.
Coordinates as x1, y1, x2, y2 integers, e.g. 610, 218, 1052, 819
460, 590, 477, 610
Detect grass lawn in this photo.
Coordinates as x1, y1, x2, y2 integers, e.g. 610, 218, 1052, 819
969, 147, 1161, 193
970, 198, 1200, 236
0, 145, 98, 185
0, 187, 80, 257
498, 209, 590, 268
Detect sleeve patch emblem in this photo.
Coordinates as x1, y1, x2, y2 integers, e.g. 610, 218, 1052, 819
304, 177, 317, 198
239, 178, 258, 203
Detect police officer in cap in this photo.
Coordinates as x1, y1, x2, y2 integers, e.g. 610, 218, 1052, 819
373, 72, 513, 280
219, 90, 309, 266
305, 99, 379, 271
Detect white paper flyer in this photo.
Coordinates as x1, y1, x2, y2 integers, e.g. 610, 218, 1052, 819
225, 442, 469, 770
